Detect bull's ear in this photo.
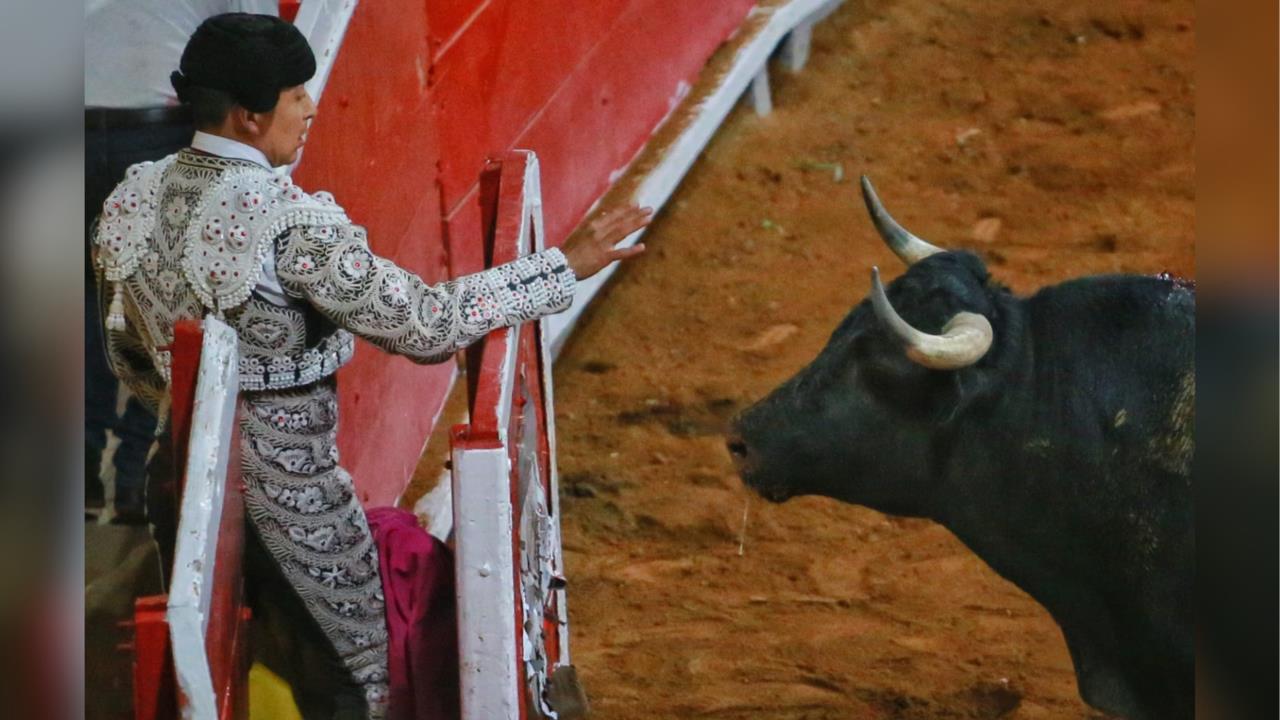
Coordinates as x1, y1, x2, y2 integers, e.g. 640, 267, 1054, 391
855, 332, 958, 420
855, 323, 1002, 426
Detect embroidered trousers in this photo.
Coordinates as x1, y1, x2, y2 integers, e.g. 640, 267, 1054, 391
239, 378, 389, 717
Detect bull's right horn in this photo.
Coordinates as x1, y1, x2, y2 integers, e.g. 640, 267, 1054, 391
860, 176, 945, 265
869, 267, 993, 370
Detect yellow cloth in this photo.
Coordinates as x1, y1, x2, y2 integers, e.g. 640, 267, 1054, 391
248, 661, 302, 720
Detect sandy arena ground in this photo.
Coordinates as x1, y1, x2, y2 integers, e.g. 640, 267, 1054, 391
542, 0, 1193, 717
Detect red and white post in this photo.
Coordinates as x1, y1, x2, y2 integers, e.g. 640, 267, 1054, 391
451, 151, 575, 720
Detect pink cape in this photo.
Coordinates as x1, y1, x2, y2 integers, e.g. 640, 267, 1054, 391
367, 507, 460, 720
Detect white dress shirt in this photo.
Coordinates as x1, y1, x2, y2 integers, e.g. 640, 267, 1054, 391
189, 130, 273, 168
84, 0, 278, 108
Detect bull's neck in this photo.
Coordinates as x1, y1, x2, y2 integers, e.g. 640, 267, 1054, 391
926, 290, 1036, 524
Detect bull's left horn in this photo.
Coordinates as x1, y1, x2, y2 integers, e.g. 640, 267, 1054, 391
869, 267, 993, 370
860, 176, 945, 265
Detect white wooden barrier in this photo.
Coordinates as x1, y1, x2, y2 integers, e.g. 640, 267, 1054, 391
166, 317, 240, 719
451, 151, 575, 719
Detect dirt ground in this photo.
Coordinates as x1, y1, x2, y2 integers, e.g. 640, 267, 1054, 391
546, 0, 1194, 718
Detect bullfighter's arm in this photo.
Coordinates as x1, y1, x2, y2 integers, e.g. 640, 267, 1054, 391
274, 222, 577, 364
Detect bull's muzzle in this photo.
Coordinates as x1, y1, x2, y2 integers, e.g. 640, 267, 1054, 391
725, 431, 751, 471
725, 430, 791, 503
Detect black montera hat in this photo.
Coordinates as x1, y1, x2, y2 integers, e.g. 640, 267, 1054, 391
170, 13, 315, 113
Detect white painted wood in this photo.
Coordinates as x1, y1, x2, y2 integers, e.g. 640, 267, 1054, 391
451, 327, 521, 720
293, 0, 359, 105
167, 316, 239, 720
810, 0, 844, 24
452, 445, 520, 720
782, 23, 813, 72
544, 0, 846, 356
413, 470, 455, 542
750, 68, 773, 116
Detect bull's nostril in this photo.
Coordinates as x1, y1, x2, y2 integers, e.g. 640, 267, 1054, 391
726, 438, 749, 459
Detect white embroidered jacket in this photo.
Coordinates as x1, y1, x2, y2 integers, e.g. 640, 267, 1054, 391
93, 148, 576, 411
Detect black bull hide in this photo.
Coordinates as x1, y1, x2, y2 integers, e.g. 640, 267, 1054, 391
728, 248, 1193, 719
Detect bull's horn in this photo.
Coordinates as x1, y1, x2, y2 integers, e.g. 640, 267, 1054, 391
860, 176, 945, 265
869, 267, 993, 370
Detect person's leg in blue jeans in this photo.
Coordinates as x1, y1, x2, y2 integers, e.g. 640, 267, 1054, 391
111, 395, 156, 522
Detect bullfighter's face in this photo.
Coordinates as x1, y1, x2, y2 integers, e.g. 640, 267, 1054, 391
253, 84, 316, 167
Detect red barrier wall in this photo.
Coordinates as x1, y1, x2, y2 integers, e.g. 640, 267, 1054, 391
293, 0, 451, 506
295, 1, 755, 504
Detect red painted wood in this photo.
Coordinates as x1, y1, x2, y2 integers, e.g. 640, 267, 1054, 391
507, 325, 532, 717
336, 356, 453, 507
445, 186, 487, 278
279, 0, 301, 23
462, 161, 505, 403
215, 608, 254, 720
294, 0, 442, 282
517, 320, 562, 668
435, 0, 756, 242
458, 322, 510, 444
423, 0, 489, 57
130, 319, 200, 720
490, 155, 529, 269
293, 0, 451, 506
515, 0, 757, 246
131, 595, 176, 720
431, 0, 635, 210
505, 363, 528, 720
169, 319, 203, 502
207, 422, 248, 720
449, 423, 502, 451
134, 319, 252, 719
467, 152, 528, 441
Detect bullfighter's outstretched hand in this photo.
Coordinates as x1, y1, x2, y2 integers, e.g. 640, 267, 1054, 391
563, 204, 654, 280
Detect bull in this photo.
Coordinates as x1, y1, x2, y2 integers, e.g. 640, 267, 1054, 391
726, 177, 1193, 720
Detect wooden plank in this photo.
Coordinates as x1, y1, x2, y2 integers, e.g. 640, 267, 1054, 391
207, 426, 247, 720
450, 442, 520, 719
781, 23, 813, 72
451, 151, 573, 720
751, 68, 773, 116
436, 0, 756, 225
167, 317, 239, 719
131, 596, 177, 720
